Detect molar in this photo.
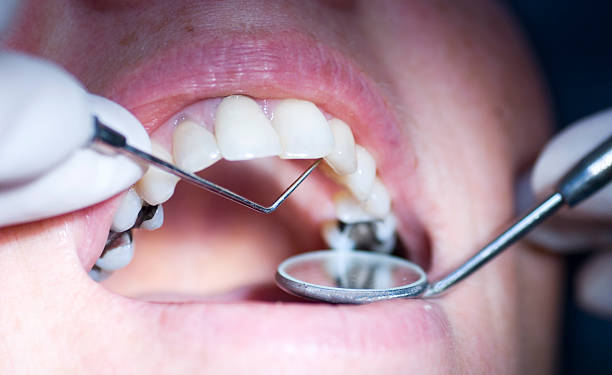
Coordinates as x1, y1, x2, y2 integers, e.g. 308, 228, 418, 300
324, 118, 357, 175
321, 220, 356, 250
110, 188, 142, 233
139, 204, 164, 231
172, 119, 221, 173
271, 99, 334, 159
95, 232, 134, 272
135, 142, 180, 205
373, 214, 397, 243
88, 266, 111, 282
333, 191, 375, 223
214, 95, 282, 160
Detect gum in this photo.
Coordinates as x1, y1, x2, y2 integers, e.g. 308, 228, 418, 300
149, 96, 333, 152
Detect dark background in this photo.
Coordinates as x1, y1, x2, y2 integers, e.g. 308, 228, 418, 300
505, 1, 612, 374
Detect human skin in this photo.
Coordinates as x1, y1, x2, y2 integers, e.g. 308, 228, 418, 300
0, 0, 560, 374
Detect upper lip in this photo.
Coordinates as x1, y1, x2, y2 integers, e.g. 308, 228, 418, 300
104, 31, 431, 267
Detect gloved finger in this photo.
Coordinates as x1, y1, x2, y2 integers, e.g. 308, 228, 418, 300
0, 53, 93, 184
576, 251, 612, 317
0, 95, 150, 227
526, 215, 612, 252
0, 0, 18, 34
531, 109, 612, 220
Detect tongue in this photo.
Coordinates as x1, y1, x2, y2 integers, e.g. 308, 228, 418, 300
100, 158, 332, 300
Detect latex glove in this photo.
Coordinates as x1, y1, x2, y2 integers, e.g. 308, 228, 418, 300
0, 52, 150, 227
530, 109, 612, 316
0, 0, 18, 34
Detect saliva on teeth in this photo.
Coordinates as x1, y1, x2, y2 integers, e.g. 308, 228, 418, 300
90, 94, 396, 283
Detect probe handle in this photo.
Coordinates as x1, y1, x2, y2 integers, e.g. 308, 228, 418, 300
557, 134, 612, 207
92, 118, 127, 148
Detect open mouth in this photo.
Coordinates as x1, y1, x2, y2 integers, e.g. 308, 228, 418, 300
68, 31, 454, 364
92, 93, 416, 300
1, 0, 563, 370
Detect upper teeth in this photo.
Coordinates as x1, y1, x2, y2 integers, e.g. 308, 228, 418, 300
324, 118, 357, 175
214, 95, 282, 160
135, 142, 180, 205
110, 188, 142, 233
335, 145, 376, 201
100, 94, 395, 279
169, 94, 388, 224
172, 119, 221, 173
362, 178, 391, 219
333, 191, 376, 223
271, 99, 334, 159
138, 204, 164, 231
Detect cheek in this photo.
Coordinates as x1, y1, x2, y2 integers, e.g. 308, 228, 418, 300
349, 0, 551, 246
350, 0, 550, 160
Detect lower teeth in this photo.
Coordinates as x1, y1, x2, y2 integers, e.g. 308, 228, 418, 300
322, 215, 398, 254
89, 204, 161, 280
89, 265, 112, 282
91, 202, 401, 284
95, 231, 134, 272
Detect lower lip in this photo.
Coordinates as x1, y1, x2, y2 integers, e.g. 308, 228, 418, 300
78, 168, 448, 358
116, 291, 451, 354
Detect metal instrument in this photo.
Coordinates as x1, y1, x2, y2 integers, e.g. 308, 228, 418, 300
92, 118, 320, 214
276, 134, 612, 303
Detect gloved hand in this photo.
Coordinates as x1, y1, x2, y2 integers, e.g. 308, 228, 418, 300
530, 109, 612, 316
0, 52, 150, 227
0, 0, 18, 34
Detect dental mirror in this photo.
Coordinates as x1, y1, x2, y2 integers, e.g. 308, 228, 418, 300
276, 134, 612, 304
276, 250, 427, 303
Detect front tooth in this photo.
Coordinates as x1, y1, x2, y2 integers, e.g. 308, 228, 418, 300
271, 99, 334, 159
338, 145, 376, 201
135, 142, 180, 205
140, 205, 164, 231
172, 119, 221, 173
324, 118, 357, 174
363, 178, 391, 219
95, 232, 134, 272
214, 95, 282, 160
110, 188, 142, 233
334, 191, 375, 223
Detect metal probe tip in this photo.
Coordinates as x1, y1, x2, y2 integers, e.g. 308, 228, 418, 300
91, 119, 320, 214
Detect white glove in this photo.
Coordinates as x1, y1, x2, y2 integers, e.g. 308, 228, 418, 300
530, 109, 612, 316
0, 0, 18, 34
0, 52, 150, 227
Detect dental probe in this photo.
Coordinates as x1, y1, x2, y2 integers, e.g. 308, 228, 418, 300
425, 132, 612, 296
276, 133, 612, 303
92, 119, 321, 214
